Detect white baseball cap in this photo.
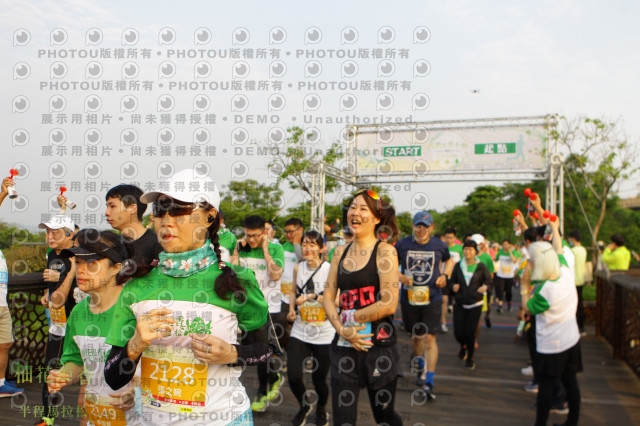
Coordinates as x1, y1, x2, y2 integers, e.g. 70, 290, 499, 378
470, 234, 485, 246
38, 215, 75, 231
140, 168, 220, 210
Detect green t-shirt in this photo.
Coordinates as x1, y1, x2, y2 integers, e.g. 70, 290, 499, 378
478, 252, 495, 274
217, 228, 237, 262
495, 248, 522, 279
105, 264, 267, 423
61, 296, 141, 424
602, 246, 631, 271
238, 242, 285, 313
449, 244, 463, 264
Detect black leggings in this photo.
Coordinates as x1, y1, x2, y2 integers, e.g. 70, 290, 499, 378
287, 337, 330, 408
535, 344, 581, 426
330, 344, 402, 426
42, 333, 64, 417
453, 305, 482, 361
494, 277, 514, 303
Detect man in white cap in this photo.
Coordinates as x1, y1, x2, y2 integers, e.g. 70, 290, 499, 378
36, 214, 76, 425
396, 211, 454, 401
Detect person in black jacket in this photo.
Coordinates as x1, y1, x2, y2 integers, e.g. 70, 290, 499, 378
450, 239, 492, 369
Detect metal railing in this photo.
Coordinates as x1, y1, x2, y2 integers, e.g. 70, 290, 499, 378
7, 273, 48, 371
596, 268, 640, 378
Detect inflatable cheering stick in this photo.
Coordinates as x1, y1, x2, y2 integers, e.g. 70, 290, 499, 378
6, 169, 19, 199
59, 186, 77, 210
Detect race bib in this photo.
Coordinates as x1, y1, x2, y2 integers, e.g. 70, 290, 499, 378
49, 306, 67, 325
408, 285, 430, 306
85, 394, 126, 426
281, 281, 294, 296
141, 347, 208, 414
300, 302, 326, 324
501, 265, 512, 274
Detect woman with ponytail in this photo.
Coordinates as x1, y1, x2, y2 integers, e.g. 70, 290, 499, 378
103, 169, 270, 426
322, 189, 403, 425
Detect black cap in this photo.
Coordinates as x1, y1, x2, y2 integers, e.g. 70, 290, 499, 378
60, 229, 127, 264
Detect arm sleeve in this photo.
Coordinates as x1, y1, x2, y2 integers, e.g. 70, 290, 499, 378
234, 313, 274, 366
59, 308, 83, 367
293, 244, 303, 261
104, 343, 140, 390
103, 288, 140, 390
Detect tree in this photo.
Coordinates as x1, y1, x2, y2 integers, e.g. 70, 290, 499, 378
553, 116, 639, 252
267, 126, 344, 196
218, 180, 284, 230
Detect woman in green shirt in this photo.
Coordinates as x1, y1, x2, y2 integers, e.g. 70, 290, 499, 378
47, 229, 141, 425
102, 170, 271, 426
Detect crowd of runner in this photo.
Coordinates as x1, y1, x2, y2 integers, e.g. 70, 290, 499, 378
0, 171, 635, 425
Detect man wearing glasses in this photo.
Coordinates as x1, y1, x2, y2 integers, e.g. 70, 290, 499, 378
232, 215, 286, 413
396, 211, 454, 401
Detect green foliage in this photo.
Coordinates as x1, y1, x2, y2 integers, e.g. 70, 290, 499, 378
218, 180, 285, 230
0, 221, 45, 250
268, 126, 344, 196
552, 116, 638, 249
4, 244, 48, 273
396, 212, 413, 239
437, 182, 545, 241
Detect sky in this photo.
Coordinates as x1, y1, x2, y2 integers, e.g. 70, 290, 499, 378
1, 0, 639, 232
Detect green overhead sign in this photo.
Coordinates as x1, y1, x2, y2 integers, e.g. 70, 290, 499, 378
474, 143, 516, 155
383, 146, 422, 157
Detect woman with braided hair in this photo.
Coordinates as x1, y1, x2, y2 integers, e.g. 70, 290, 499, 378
104, 169, 271, 426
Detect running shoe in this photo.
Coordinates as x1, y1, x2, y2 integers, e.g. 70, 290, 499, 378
441, 323, 448, 333
292, 405, 312, 426
465, 360, 476, 370
0, 381, 24, 398
524, 381, 539, 394
521, 365, 534, 376
266, 373, 283, 401
251, 394, 268, 412
423, 382, 436, 401
550, 402, 569, 415
315, 407, 329, 426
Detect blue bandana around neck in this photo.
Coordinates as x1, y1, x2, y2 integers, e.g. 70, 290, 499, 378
158, 240, 218, 277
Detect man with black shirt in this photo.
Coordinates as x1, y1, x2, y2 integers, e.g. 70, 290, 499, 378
396, 211, 454, 401
36, 214, 77, 425
105, 184, 163, 267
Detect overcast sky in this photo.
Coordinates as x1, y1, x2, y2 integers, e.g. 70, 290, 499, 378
1, 0, 638, 231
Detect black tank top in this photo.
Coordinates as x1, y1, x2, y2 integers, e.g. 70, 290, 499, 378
337, 241, 396, 347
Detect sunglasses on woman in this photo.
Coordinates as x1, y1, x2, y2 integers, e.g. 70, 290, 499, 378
152, 200, 200, 217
